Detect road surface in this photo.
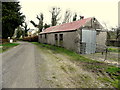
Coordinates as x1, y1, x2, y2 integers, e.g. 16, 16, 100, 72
2, 41, 113, 88
2, 42, 39, 88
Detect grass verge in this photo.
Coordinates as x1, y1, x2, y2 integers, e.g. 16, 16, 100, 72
108, 47, 120, 53
32, 42, 120, 88
0, 43, 19, 53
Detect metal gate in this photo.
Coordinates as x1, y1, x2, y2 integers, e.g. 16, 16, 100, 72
82, 29, 96, 54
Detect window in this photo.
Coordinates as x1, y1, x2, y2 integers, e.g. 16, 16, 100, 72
45, 34, 47, 39
40, 34, 42, 38
59, 34, 63, 47
59, 34, 63, 41
55, 34, 58, 40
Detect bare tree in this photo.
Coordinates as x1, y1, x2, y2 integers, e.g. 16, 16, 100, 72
79, 16, 84, 20
50, 7, 61, 26
30, 20, 37, 27
23, 22, 30, 37
73, 13, 77, 21
102, 22, 111, 40
36, 13, 44, 32
63, 10, 72, 23
30, 13, 44, 33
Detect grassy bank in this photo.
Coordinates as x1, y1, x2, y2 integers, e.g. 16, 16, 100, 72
108, 47, 120, 53
0, 43, 19, 53
32, 42, 120, 88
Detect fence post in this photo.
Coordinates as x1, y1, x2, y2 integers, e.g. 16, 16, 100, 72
104, 48, 108, 61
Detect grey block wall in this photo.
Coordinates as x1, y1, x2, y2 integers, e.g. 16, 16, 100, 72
39, 29, 107, 54
96, 31, 107, 52
39, 30, 81, 53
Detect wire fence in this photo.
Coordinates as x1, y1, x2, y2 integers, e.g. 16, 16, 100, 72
80, 43, 119, 66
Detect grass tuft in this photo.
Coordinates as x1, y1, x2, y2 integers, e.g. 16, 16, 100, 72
0, 43, 19, 53
32, 42, 120, 88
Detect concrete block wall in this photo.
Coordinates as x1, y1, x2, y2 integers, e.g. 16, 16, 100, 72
39, 30, 107, 54
96, 31, 107, 52
39, 30, 81, 53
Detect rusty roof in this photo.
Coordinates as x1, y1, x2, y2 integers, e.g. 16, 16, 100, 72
40, 17, 92, 34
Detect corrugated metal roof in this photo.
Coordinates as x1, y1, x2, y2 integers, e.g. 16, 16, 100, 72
40, 17, 92, 34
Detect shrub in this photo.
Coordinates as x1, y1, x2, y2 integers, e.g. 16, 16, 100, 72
23, 36, 38, 42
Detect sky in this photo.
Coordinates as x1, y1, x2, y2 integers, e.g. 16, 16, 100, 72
19, 0, 119, 29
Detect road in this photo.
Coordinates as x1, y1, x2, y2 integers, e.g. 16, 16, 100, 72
2, 42, 39, 88
2, 41, 113, 88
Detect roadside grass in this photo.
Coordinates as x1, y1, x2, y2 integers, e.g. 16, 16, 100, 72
0, 43, 19, 53
32, 42, 120, 88
108, 47, 120, 53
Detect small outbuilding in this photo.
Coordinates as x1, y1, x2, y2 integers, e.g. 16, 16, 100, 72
39, 17, 107, 54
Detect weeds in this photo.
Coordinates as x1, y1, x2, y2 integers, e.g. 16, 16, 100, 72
0, 43, 19, 53
32, 42, 120, 88
108, 48, 120, 53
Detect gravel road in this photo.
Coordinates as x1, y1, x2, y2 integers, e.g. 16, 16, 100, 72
2, 41, 114, 88
2, 42, 38, 88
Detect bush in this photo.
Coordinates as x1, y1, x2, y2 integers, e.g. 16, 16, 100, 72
23, 36, 38, 42
0, 39, 9, 44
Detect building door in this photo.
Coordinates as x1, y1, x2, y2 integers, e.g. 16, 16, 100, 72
82, 29, 96, 54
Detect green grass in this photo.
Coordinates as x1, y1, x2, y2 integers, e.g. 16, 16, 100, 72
0, 43, 19, 53
98, 77, 119, 88
32, 42, 120, 88
108, 48, 120, 53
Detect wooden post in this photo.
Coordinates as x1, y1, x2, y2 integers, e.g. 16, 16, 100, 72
104, 48, 108, 61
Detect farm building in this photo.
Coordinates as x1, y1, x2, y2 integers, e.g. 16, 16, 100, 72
39, 17, 107, 54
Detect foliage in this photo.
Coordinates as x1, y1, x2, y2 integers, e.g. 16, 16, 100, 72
23, 22, 30, 37
107, 27, 120, 40
23, 36, 38, 42
44, 23, 50, 29
73, 13, 77, 21
16, 26, 23, 39
37, 13, 44, 32
108, 48, 120, 53
116, 27, 120, 39
30, 13, 44, 33
50, 7, 61, 26
0, 43, 19, 53
63, 10, 72, 23
2, 2, 25, 39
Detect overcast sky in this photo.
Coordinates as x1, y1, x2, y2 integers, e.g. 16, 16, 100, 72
19, 0, 119, 29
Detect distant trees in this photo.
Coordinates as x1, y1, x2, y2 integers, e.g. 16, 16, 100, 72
16, 26, 23, 39
116, 27, 120, 40
44, 23, 50, 29
37, 13, 44, 32
103, 21, 120, 40
73, 13, 77, 21
30, 7, 84, 32
50, 7, 61, 26
63, 10, 72, 23
2, 2, 25, 39
30, 13, 44, 33
23, 22, 30, 37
